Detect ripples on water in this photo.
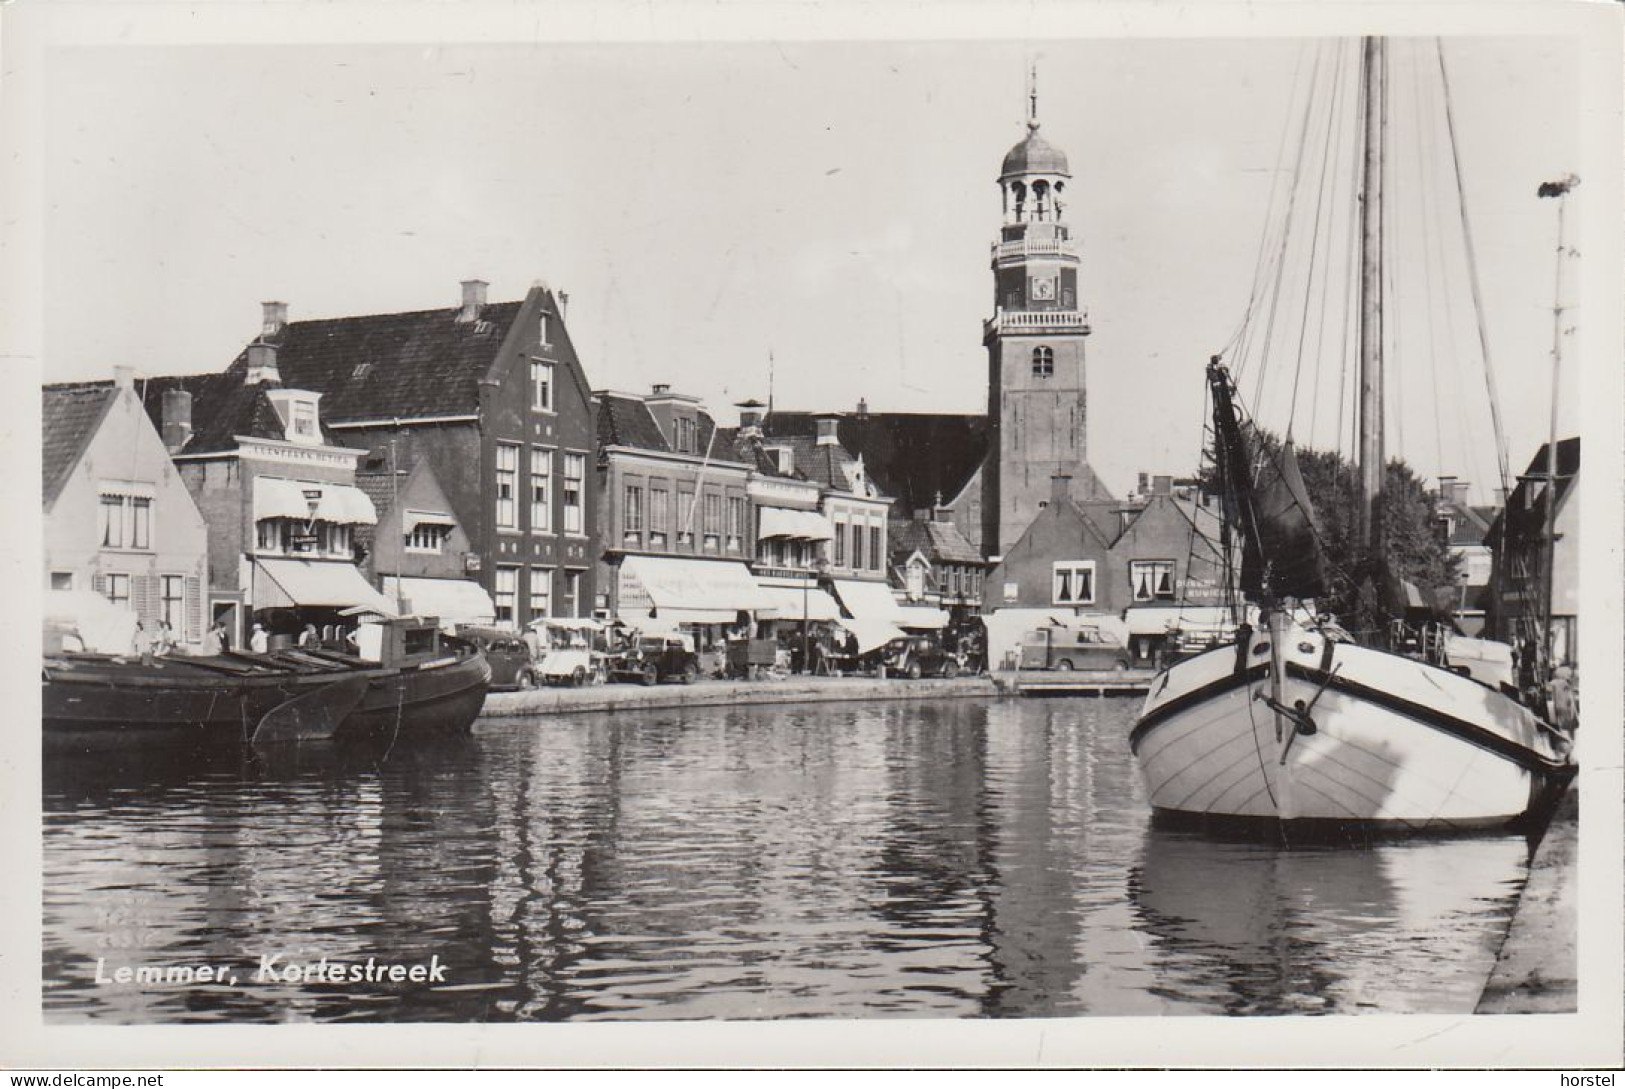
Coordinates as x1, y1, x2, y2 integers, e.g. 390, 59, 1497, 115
42, 697, 1531, 1022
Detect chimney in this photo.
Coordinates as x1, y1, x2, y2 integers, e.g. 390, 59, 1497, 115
161, 388, 193, 453
913, 508, 933, 522
856, 397, 869, 418
261, 301, 288, 337
558, 291, 569, 319
245, 340, 281, 386
112, 365, 135, 392
1050, 472, 1073, 507
1152, 475, 1173, 497
815, 415, 840, 447
1453, 481, 1471, 506
457, 279, 488, 323
1137, 471, 1149, 495
651, 383, 671, 397
934, 505, 953, 524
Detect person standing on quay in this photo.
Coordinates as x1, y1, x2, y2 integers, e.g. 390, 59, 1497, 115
249, 623, 270, 654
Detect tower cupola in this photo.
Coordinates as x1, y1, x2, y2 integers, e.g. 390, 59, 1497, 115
998, 72, 1071, 225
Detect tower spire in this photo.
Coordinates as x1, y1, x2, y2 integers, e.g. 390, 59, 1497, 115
1028, 62, 1039, 130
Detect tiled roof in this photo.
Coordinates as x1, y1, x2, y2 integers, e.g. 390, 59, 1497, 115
763, 411, 989, 510
891, 517, 984, 565
232, 301, 526, 423
770, 436, 859, 492
143, 372, 293, 456
596, 394, 750, 465
351, 470, 408, 550
596, 392, 671, 452
41, 383, 117, 508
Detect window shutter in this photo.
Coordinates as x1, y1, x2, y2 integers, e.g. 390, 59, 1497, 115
186, 575, 202, 642
134, 575, 158, 625
92, 572, 107, 597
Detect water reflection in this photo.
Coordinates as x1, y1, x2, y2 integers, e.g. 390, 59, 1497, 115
43, 698, 1529, 1023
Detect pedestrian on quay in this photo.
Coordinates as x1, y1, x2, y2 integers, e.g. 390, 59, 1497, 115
298, 623, 319, 649
203, 620, 228, 656
131, 620, 154, 663
249, 622, 270, 654
154, 619, 177, 656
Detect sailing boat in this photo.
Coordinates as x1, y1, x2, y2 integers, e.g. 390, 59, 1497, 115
1129, 38, 1575, 834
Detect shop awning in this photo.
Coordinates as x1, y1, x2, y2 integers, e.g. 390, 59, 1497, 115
895, 605, 950, 630
757, 506, 836, 541
754, 578, 843, 622
836, 617, 907, 654
253, 478, 378, 525
403, 510, 457, 532
255, 558, 398, 615
382, 576, 495, 626
617, 555, 769, 626
833, 579, 906, 622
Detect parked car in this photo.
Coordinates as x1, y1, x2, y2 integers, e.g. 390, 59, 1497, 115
458, 626, 538, 690
882, 634, 963, 679
607, 635, 700, 686
1018, 625, 1132, 672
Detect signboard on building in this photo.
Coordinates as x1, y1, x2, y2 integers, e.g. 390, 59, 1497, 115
1004, 581, 1020, 603
617, 564, 653, 616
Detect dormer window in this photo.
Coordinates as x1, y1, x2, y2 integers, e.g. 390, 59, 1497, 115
674, 416, 698, 454
291, 400, 317, 439
769, 446, 794, 475
538, 314, 551, 346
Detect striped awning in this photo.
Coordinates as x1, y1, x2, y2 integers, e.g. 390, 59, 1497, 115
757, 506, 836, 541
253, 477, 378, 525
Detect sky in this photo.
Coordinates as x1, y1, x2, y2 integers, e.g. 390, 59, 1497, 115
39, 30, 1584, 503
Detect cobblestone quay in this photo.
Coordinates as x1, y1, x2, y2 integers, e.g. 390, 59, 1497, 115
480, 675, 999, 718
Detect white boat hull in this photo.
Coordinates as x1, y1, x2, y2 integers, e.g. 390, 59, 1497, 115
1131, 622, 1572, 832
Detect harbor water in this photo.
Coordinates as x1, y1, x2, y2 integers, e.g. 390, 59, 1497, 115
43, 697, 1534, 1022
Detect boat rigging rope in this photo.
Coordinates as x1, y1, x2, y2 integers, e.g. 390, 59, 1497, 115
1222, 42, 1312, 367
1247, 42, 1329, 414
1436, 38, 1514, 505
1286, 39, 1351, 440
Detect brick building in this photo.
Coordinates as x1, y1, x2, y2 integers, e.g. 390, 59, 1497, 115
985, 473, 1231, 664
171, 281, 598, 632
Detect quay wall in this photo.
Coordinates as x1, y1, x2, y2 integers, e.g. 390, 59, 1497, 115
479, 676, 999, 719
1475, 783, 1579, 1014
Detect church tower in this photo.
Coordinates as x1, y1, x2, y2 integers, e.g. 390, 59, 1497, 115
983, 75, 1098, 557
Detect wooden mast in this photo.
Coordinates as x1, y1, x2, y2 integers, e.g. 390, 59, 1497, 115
1356, 37, 1386, 555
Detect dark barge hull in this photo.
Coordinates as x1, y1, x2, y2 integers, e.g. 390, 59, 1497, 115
42, 648, 491, 751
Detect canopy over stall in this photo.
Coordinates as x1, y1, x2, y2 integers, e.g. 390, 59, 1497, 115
255, 558, 398, 616
754, 577, 842, 622
832, 579, 907, 652
382, 576, 496, 629
616, 555, 769, 626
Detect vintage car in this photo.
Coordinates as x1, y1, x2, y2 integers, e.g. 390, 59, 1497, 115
607, 635, 701, 686
453, 627, 538, 690
1018, 624, 1132, 672
529, 618, 604, 686
881, 634, 963, 679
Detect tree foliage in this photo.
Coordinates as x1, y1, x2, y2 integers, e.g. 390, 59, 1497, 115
1201, 427, 1459, 634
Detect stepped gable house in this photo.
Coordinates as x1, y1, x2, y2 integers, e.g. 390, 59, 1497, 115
42, 368, 210, 649
166, 281, 599, 630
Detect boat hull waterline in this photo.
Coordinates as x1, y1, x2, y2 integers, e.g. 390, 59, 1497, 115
1131, 622, 1572, 834
42, 650, 492, 750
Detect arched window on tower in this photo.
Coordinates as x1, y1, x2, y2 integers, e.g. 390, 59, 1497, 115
1033, 180, 1049, 222
1011, 181, 1027, 222
1032, 346, 1054, 378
